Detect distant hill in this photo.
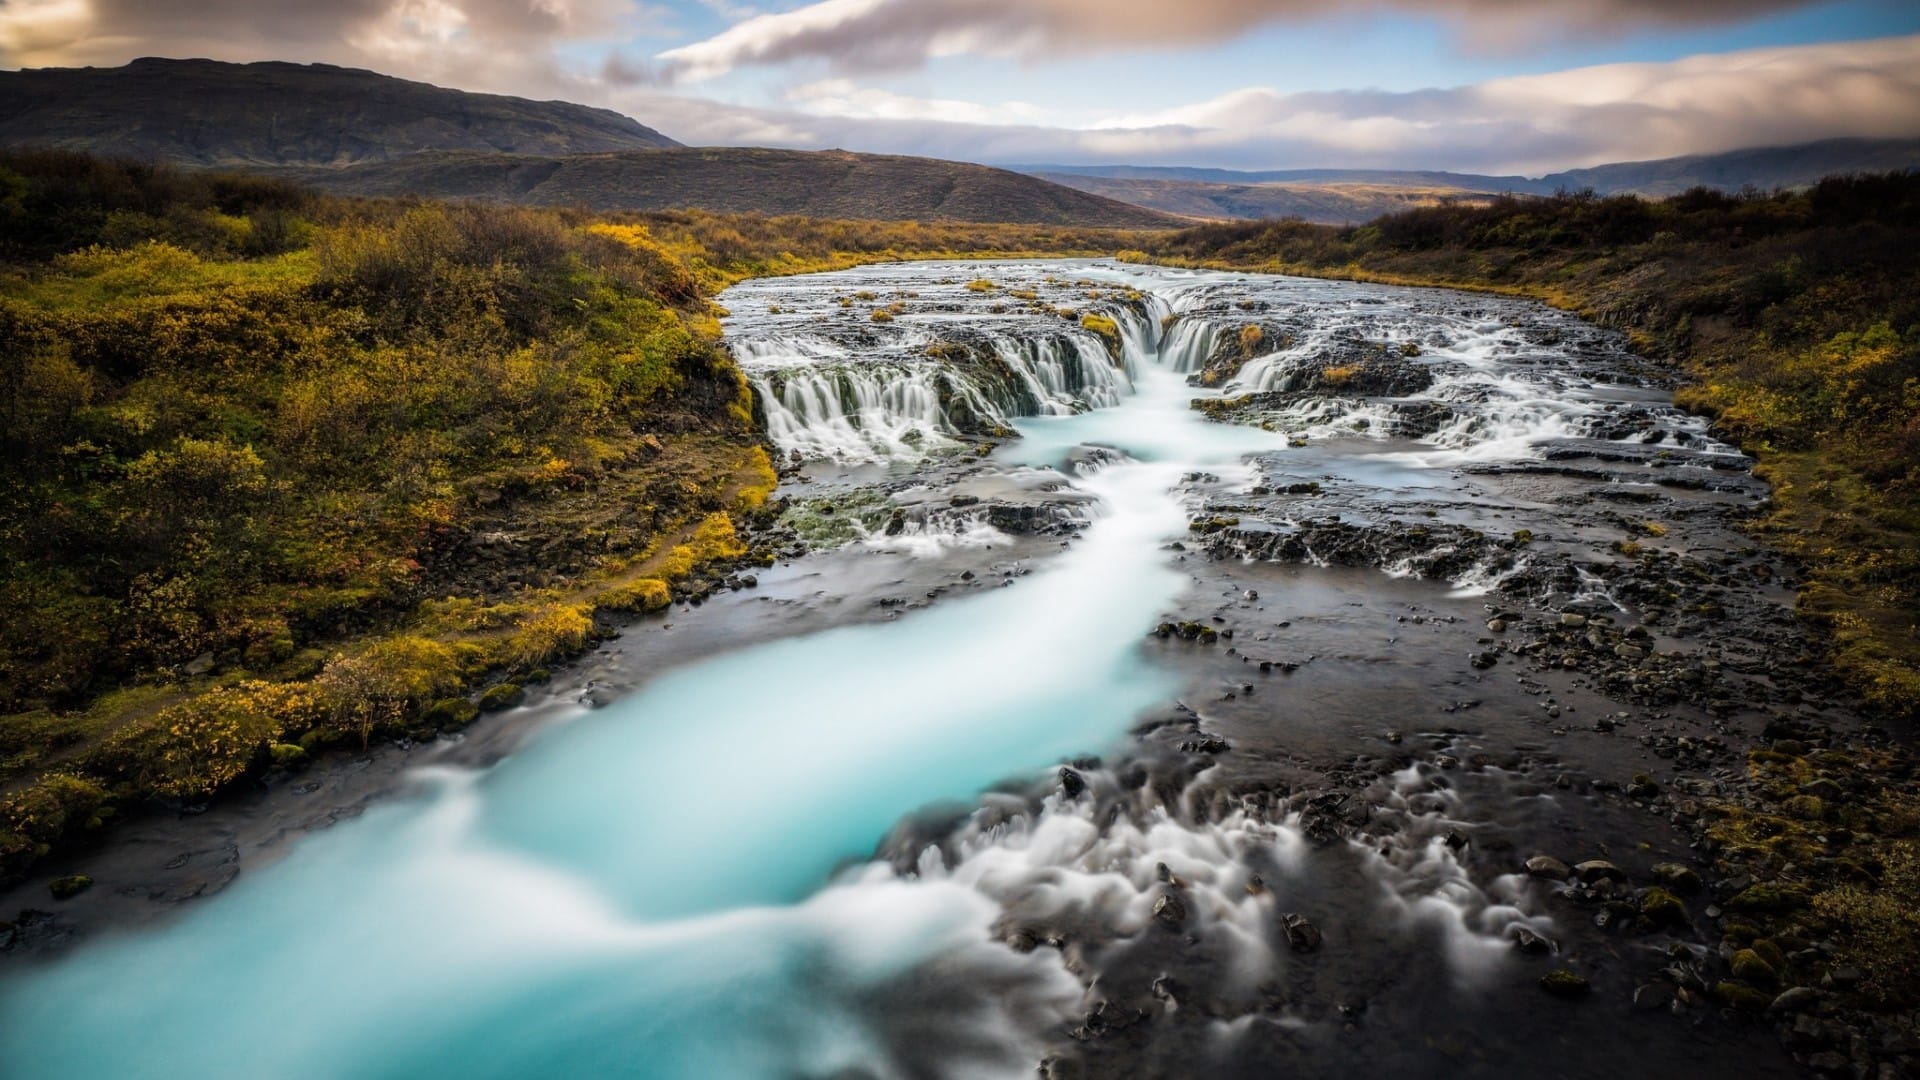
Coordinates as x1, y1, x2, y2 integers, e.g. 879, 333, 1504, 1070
1541, 138, 1920, 197
1020, 139, 1920, 220
276, 148, 1184, 227
1032, 174, 1501, 225
0, 57, 680, 167
1027, 164, 1531, 191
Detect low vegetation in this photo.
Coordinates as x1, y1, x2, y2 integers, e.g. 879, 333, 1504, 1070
1136, 175, 1920, 718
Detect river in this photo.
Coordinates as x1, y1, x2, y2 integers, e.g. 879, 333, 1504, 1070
0, 261, 1808, 1078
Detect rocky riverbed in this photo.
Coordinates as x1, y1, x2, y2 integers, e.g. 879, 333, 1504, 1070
3, 260, 1912, 1080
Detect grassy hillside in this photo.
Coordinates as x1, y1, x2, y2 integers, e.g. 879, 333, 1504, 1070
278, 148, 1185, 228
1135, 177, 1920, 717
0, 151, 1141, 884
0, 57, 680, 167
1035, 173, 1499, 223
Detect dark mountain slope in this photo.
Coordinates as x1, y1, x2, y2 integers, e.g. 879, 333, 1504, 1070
279, 147, 1185, 227
0, 57, 680, 166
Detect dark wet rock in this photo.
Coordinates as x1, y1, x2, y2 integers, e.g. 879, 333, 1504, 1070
1059, 767, 1088, 799
1650, 862, 1703, 894
1525, 854, 1571, 881
1152, 893, 1188, 930
1770, 986, 1820, 1014
1151, 974, 1182, 1003
1541, 970, 1591, 998
1632, 983, 1676, 1011
1513, 927, 1554, 955
1179, 733, 1230, 754
1070, 999, 1145, 1042
1572, 859, 1626, 884
48, 874, 92, 900
1283, 913, 1322, 953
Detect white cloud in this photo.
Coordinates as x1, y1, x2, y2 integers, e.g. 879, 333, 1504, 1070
654, 0, 1813, 82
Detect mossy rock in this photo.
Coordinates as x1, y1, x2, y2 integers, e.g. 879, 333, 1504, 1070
424, 697, 480, 729
268, 743, 308, 769
477, 684, 524, 712
1540, 969, 1591, 998
1639, 887, 1688, 929
1713, 980, 1774, 1011
1726, 883, 1810, 914
1750, 938, 1789, 973
1651, 862, 1703, 894
525, 668, 551, 685
1730, 948, 1778, 986
1783, 795, 1826, 820
49, 874, 93, 900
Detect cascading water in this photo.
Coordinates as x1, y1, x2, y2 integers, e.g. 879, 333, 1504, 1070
0, 260, 1790, 1080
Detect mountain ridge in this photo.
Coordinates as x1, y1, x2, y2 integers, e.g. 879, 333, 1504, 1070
269, 147, 1185, 227
0, 57, 681, 167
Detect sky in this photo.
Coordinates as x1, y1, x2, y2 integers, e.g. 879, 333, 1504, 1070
4, 0, 1920, 175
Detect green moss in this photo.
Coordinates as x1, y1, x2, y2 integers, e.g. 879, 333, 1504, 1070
1639, 887, 1688, 929
48, 873, 93, 900
477, 684, 524, 713
1730, 948, 1778, 986
1539, 969, 1591, 998
268, 743, 307, 769
1727, 883, 1812, 914
1713, 981, 1774, 1011
422, 698, 479, 729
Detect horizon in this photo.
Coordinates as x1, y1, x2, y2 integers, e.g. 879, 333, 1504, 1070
3, 1, 1919, 174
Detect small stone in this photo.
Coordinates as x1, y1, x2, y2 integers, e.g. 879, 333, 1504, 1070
48, 874, 93, 900
1573, 859, 1626, 884
1615, 644, 1647, 660
1632, 983, 1676, 1011
1559, 613, 1589, 628
1651, 862, 1703, 894
1525, 855, 1571, 881
1769, 986, 1819, 1014
1487, 619, 1508, 633
1059, 767, 1087, 799
1283, 913, 1322, 952
1513, 927, 1554, 955
1540, 970, 1591, 998
1152, 893, 1188, 930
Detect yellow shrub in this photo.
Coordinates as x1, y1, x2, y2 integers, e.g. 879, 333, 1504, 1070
502, 603, 593, 668
599, 578, 671, 613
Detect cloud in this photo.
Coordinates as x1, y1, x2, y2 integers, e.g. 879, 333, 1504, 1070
0, 0, 653, 96
3, 0, 1914, 175
655, 0, 1816, 82
632, 33, 1920, 175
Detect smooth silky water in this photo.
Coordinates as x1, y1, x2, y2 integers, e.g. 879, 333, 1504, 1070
0, 260, 1751, 1078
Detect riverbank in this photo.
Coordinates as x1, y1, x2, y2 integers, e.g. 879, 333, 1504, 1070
0, 152, 1161, 887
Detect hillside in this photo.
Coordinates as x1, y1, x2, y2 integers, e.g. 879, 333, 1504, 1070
278, 148, 1184, 228
1034, 173, 1499, 224
1026, 139, 1920, 219
1546, 138, 1920, 197
0, 57, 680, 167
